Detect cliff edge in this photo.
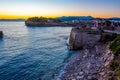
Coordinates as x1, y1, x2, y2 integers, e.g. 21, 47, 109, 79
68, 28, 101, 50
58, 28, 116, 80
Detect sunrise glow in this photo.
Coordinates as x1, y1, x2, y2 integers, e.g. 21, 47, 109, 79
0, 0, 120, 19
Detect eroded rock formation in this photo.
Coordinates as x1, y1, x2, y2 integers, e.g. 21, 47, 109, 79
68, 28, 101, 50
59, 28, 114, 80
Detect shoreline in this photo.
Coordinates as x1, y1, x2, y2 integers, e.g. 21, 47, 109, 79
58, 42, 114, 80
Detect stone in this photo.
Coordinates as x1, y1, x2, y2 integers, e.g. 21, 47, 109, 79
0, 31, 3, 37
104, 61, 110, 67
87, 76, 92, 79
100, 71, 105, 76
77, 75, 84, 79
72, 78, 76, 80
79, 72, 84, 75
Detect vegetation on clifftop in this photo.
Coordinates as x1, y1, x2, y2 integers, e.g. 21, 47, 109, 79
27, 17, 62, 23
109, 35, 120, 79
110, 35, 120, 55
27, 17, 48, 22
25, 17, 68, 26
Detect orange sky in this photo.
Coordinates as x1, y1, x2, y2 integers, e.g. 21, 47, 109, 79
0, 0, 120, 19
1, 13, 119, 19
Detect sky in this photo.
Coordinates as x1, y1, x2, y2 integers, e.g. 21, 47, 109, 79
0, 0, 120, 19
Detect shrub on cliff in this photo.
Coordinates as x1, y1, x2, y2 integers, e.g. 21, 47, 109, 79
26, 17, 62, 23
109, 35, 120, 55
105, 33, 117, 41
110, 61, 119, 71
105, 20, 111, 27
27, 17, 48, 22
100, 33, 117, 43
109, 35, 120, 80
116, 69, 120, 78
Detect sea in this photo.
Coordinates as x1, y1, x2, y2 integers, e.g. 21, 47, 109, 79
0, 21, 73, 80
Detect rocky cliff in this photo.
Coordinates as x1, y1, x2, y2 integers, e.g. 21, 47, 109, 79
60, 43, 114, 80
68, 28, 101, 50
58, 28, 115, 80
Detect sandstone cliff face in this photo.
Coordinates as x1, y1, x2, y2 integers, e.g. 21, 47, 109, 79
68, 28, 101, 50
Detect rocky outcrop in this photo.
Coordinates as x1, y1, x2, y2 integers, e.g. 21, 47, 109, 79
57, 28, 114, 80
60, 44, 114, 80
68, 28, 101, 50
0, 31, 3, 37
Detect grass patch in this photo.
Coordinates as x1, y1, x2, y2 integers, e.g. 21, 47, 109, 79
116, 69, 120, 78
100, 33, 117, 43
110, 61, 119, 71
109, 35, 120, 55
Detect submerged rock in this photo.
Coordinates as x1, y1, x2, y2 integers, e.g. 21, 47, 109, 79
0, 31, 3, 37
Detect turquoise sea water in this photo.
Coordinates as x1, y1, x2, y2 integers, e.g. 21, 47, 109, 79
0, 21, 73, 80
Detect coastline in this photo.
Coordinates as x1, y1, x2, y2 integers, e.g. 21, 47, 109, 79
59, 43, 113, 80
25, 21, 75, 27
56, 27, 116, 80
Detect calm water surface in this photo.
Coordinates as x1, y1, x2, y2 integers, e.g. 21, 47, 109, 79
0, 21, 73, 80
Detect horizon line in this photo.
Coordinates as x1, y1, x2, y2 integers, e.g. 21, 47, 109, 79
0, 15, 120, 20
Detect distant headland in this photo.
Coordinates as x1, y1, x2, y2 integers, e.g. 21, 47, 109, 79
25, 16, 94, 26
25, 16, 93, 26
25, 17, 70, 26
25, 16, 120, 27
